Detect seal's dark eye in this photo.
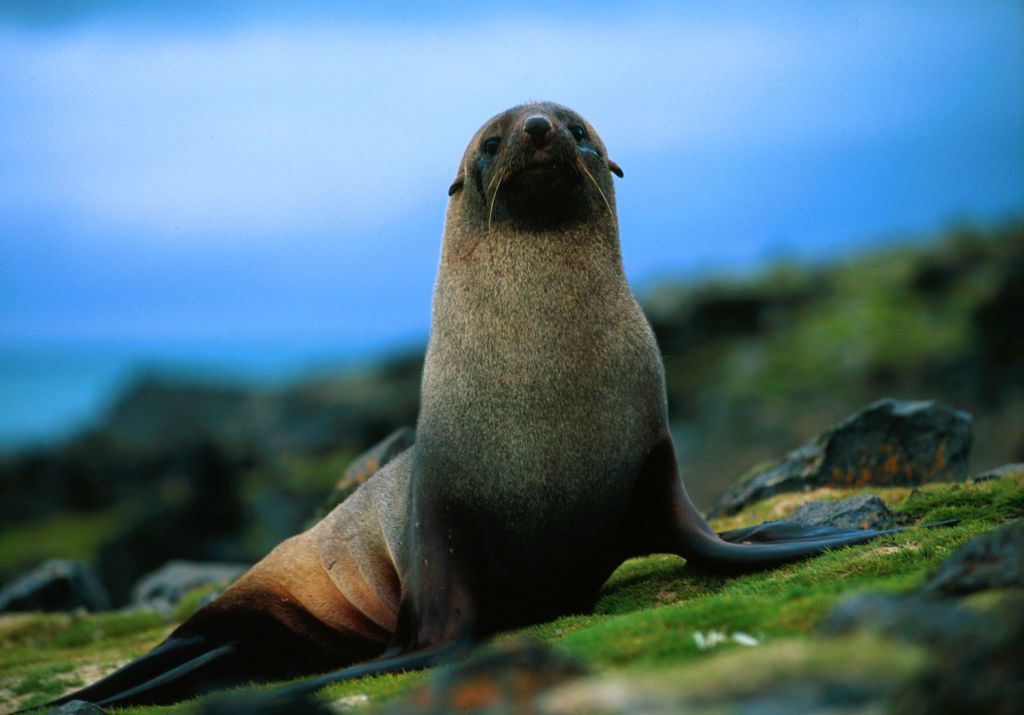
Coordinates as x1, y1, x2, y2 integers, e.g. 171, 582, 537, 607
482, 137, 500, 156
569, 125, 587, 143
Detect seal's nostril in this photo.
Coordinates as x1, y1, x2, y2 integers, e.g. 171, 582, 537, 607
523, 115, 554, 147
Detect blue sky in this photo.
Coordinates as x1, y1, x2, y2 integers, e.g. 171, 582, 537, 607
0, 3, 1022, 447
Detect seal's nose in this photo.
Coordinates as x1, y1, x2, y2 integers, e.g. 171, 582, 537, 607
523, 115, 554, 148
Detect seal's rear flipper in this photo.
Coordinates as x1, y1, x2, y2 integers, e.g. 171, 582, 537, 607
720, 518, 958, 544
718, 520, 902, 544
718, 519, 958, 545
680, 517, 960, 572
34, 633, 240, 710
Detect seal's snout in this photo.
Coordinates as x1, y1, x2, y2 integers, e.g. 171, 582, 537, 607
523, 115, 554, 148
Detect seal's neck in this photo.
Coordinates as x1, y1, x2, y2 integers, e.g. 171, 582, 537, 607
425, 216, 637, 376
435, 218, 624, 317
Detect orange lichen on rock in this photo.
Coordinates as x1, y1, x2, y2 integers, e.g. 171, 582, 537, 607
932, 439, 948, 474
882, 444, 902, 479
859, 466, 872, 487
448, 680, 503, 709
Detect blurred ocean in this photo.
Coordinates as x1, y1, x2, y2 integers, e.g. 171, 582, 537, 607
0, 340, 397, 452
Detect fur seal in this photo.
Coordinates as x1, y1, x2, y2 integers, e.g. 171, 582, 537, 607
45, 102, 942, 709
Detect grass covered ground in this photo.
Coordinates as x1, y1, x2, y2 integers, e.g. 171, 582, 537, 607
2, 472, 1021, 713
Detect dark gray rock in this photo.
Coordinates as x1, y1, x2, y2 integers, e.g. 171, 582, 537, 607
131, 560, 248, 609
791, 494, 897, 530
710, 398, 972, 517
822, 593, 988, 646
0, 559, 110, 613
891, 595, 1024, 715
46, 700, 109, 715
921, 519, 1024, 597
970, 462, 1024, 482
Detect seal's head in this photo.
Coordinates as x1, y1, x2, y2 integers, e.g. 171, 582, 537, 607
447, 102, 623, 232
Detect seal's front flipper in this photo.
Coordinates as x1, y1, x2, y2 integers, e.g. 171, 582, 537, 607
262, 638, 470, 704
37, 633, 240, 710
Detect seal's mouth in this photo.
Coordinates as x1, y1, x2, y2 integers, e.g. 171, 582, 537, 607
497, 159, 587, 230
510, 159, 574, 180
504, 158, 580, 198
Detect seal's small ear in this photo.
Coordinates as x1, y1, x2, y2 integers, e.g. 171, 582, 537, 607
608, 160, 624, 178
448, 177, 465, 196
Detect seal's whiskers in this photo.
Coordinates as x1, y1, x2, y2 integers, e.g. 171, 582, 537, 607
577, 159, 615, 226
487, 173, 504, 233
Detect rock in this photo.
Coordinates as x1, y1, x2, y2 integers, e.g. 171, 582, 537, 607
971, 462, 1024, 482
541, 634, 923, 715
891, 595, 1024, 715
710, 398, 972, 517
330, 694, 370, 711
790, 494, 897, 530
0, 559, 110, 613
46, 700, 109, 715
131, 560, 248, 610
377, 641, 587, 714
337, 427, 414, 494
543, 678, 885, 715
539, 678, 678, 715
315, 427, 415, 520
822, 593, 987, 646
921, 519, 1024, 597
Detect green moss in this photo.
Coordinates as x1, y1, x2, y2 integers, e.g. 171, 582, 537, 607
10, 661, 80, 696
0, 611, 171, 712
8, 610, 166, 650
895, 475, 1024, 524
593, 554, 705, 616
51, 611, 169, 649
318, 670, 430, 707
